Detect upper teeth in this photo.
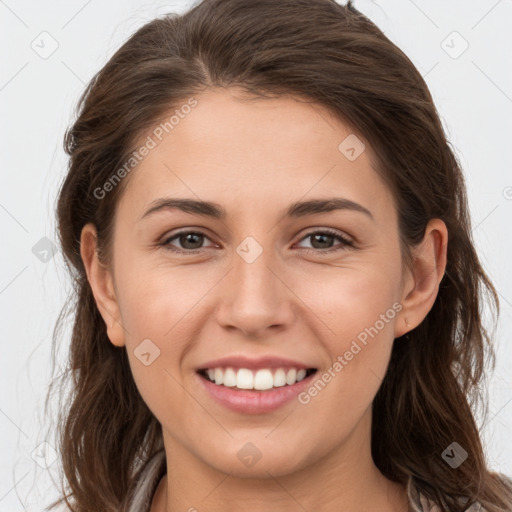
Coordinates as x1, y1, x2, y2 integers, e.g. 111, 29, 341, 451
205, 367, 309, 390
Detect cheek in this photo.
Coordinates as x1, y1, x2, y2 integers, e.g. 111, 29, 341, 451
120, 288, 196, 428
111, 259, 187, 384
116, 239, 402, 398
293, 255, 402, 342
117, 243, 403, 360
294, 280, 400, 441
292, 257, 402, 399
115, 262, 220, 411
115, 257, 208, 343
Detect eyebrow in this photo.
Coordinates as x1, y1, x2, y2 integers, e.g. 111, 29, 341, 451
139, 197, 373, 222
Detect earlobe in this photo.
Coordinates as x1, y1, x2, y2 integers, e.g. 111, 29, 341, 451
395, 218, 448, 338
80, 223, 126, 347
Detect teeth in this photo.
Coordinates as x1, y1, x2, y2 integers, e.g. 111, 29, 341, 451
253, 369, 273, 390
285, 368, 296, 385
223, 367, 237, 387
296, 369, 307, 382
273, 368, 286, 387
237, 368, 254, 389
202, 367, 313, 390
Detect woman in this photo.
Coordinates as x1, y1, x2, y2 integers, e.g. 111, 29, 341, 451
50, 0, 512, 511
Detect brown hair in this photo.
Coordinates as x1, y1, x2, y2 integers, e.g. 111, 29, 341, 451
50, 0, 512, 510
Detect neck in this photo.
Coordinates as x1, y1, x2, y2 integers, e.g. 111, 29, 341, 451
151, 410, 410, 512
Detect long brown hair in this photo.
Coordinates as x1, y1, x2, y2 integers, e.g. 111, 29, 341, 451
49, 0, 512, 510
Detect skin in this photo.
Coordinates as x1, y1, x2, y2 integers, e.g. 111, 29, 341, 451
81, 86, 448, 512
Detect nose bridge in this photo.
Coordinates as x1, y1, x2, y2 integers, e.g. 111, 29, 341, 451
216, 234, 293, 335
233, 235, 281, 307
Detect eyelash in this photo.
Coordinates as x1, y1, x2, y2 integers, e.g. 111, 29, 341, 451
160, 228, 354, 255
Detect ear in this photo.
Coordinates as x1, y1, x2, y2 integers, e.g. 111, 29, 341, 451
395, 218, 448, 338
80, 222, 126, 347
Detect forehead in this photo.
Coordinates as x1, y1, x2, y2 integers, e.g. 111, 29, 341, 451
118, 87, 396, 224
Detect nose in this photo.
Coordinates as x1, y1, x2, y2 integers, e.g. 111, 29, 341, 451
215, 243, 295, 338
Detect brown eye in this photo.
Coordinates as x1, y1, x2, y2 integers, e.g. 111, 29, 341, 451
160, 228, 354, 255
161, 230, 214, 253
296, 229, 353, 252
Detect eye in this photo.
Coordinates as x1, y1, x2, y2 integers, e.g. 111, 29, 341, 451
160, 228, 354, 254
160, 230, 216, 253
295, 228, 354, 253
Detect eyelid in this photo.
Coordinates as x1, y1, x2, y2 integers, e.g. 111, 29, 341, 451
160, 229, 218, 252
160, 227, 355, 255
295, 227, 354, 251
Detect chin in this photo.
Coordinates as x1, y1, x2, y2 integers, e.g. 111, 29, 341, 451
196, 439, 317, 479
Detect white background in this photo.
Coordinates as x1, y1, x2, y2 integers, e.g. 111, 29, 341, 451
1, 0, 511, 510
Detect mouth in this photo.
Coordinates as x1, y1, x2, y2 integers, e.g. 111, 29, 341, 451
196, 367, 318, 391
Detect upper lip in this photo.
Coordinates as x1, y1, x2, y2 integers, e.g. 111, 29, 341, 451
196, 355, 317, 371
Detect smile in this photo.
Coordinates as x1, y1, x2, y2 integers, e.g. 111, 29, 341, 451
198, 367, 317, 390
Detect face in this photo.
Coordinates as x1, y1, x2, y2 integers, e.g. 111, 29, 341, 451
83, 86, 444, 479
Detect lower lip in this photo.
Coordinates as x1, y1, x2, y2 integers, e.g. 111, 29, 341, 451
195, 371, 317, 414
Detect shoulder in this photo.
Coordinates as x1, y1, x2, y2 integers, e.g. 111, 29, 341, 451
45, 451, 167, 512
126, 449, 167, 512
496, 471, 512, 489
